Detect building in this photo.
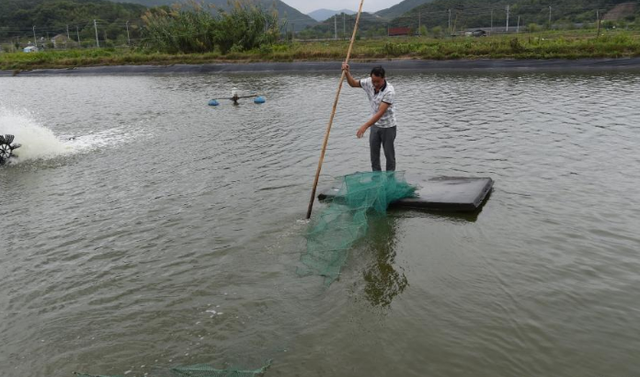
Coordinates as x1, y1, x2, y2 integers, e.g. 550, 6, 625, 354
388, 27, 412, 37
51, 34, 77, 48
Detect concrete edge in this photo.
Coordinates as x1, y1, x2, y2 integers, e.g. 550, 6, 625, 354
3, 58, 640, 76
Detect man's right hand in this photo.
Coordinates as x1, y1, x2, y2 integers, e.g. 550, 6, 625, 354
342, 62, 360, 88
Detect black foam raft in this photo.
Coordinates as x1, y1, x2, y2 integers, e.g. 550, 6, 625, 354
318, 176, 493, 212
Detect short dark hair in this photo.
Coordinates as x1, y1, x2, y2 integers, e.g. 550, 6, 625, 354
370, 66, 386, 78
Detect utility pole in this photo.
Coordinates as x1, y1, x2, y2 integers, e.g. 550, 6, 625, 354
343, 13, 346, 39
490, 9, 493, 35
334, 14, 338, 40
548, 6, 552, 29
451, 9, 458, 36
76, 26, 81, 47
505, 5, 510, 32
418, 10, 421, 33
94, 19, 100, 48
126, 21, 131, 46
517, 16, 521, 33
292, 22, 295, 41
66, 25, 70, 41
448, 9, 452, 35
597, 10, 601, 37
32, 25, 37, 49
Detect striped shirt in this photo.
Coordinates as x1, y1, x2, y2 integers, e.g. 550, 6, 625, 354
360, 77, 397, 129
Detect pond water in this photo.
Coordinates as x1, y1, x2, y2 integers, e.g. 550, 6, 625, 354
1, 69, 640, 377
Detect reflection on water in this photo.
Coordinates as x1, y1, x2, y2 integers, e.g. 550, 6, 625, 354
362, 215, 408, 308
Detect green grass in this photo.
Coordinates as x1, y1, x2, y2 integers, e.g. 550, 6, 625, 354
2, 29, 640, 71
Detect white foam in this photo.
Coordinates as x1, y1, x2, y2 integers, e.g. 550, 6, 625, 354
0, 107, 141, 163
0, 107, 71, 161
70, 128, 139, 152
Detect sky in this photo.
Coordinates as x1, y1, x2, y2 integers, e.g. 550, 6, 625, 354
281, 0, 404, 14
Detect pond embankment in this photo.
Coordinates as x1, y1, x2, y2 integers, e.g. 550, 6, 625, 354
3, 57, 640, 76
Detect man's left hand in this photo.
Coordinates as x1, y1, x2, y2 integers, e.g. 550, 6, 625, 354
356, 125, 368, 139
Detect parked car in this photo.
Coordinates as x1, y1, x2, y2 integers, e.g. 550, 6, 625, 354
472, 29, 487, 37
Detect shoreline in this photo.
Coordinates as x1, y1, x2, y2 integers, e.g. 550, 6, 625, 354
3, 57, 640, 76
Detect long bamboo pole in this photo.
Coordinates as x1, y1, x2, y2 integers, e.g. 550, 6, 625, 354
306, 0, 365, 220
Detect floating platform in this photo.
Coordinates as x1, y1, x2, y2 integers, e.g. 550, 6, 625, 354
318, 176, 493, 212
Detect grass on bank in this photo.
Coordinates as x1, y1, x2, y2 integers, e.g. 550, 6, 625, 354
2, 29, 640, 71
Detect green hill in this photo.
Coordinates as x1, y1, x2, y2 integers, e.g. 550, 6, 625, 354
0, 0, 318, 47
299, 0, 639, 38
376, 0, 435, 20
298, 12, 388, 39
107, 0, 318, 30
0, 0, 146, 45
390, 0, 640, 30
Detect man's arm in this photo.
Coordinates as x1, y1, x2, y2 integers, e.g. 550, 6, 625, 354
341, 63, 361, 88
356, 102, 390, 138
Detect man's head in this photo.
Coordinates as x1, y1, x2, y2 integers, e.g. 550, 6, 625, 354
370, 66, 386, 91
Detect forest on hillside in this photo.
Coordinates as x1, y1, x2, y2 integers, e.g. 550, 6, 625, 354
109, 0, 318, 29
0, 0, 321, 48
376, 0, 434, 20
0, 0, 147, 47
1, 0, 638, 48
295, 0, 638, 39
391, 0, 640, 31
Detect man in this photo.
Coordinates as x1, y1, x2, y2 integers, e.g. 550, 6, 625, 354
342, 63, 397, 171
231, 87, 240, 105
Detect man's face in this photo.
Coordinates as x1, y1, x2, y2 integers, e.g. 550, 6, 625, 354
371, 74, 385, 91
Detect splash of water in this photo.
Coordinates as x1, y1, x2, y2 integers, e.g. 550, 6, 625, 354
0, 107, 140, 164
0, 107, 71, 162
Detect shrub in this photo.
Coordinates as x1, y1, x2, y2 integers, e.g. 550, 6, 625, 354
215, 1, 280, 53
141, 0, 281, 54
431, 26, 443, 38
510, 38, 524, 52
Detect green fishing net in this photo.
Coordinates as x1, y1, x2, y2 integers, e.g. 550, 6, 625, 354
170, 362, 272, 377
299, 171, 417, 285
74, 360, 272, 377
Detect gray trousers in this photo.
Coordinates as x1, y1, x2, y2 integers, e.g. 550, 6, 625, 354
369, 126, 396, 171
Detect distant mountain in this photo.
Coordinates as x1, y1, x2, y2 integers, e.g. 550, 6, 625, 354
376, 0, 434, 20
308, 8, 356, 22
107, 0, 318, 29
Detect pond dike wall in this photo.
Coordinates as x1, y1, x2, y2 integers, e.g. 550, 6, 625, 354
3, 58, 640, 76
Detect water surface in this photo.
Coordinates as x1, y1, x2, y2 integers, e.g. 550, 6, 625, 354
1, 70, 640, 377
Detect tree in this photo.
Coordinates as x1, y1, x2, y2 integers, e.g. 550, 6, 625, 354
431, 25, 443, 38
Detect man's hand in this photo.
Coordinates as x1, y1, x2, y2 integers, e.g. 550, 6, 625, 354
342, 62, 360, 87
356, 125, 368, 139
